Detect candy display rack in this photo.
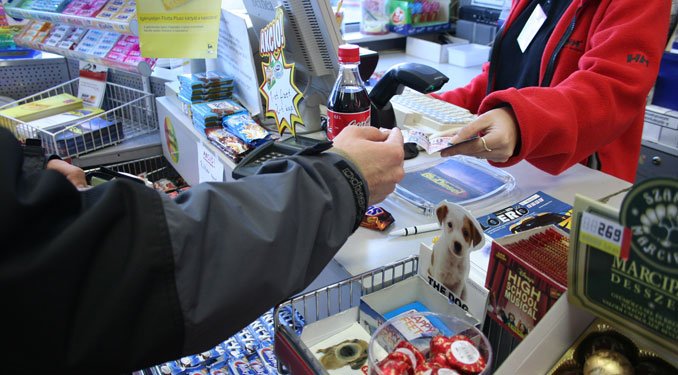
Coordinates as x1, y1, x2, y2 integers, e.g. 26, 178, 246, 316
3, 2, 138, 35
16, 35, 153, 76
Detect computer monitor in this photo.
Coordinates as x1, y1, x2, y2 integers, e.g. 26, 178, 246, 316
241, 0, 343, 133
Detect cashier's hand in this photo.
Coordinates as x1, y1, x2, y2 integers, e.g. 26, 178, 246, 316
331, 126, 405, 205
46, 159, 87, 189
440, 107, 519, 163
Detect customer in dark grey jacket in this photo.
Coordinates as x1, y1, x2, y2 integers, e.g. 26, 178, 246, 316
0, 125, 404, 374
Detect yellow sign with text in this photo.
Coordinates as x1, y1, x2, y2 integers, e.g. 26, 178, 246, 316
136, 0, 221, 58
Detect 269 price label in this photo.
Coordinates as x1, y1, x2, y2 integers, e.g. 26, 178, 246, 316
579, 211, 631, 259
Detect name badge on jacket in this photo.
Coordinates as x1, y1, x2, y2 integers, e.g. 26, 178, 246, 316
517, 4, 547, 53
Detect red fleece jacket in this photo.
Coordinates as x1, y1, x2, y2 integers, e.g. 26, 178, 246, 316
432, 0, 670, 183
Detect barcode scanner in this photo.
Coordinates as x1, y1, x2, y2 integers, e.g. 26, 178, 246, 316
368, 63, 449, 160
369, 62, 449, 129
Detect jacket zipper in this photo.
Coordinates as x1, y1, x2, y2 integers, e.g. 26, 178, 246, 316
540, 9, 580, 87
485, 28, 505, 96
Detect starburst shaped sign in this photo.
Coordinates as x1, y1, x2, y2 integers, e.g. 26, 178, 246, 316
257, 7, 304, 136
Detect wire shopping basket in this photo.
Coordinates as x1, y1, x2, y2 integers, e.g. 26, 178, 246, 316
0, 78, 156, 159
273, 256, 420, 374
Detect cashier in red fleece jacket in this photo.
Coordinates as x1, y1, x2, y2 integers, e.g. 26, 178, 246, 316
433, 0, 670, 183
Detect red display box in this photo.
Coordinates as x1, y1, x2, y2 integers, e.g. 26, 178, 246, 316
485, 226, 569, 340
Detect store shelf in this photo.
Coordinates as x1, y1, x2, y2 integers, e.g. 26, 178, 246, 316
15, 37, 153, 76
4, 5, 137, 35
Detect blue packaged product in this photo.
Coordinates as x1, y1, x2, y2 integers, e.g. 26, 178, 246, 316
196, 349, 221, 367
208, 360, 229, 375
193, 71, 234, 85
258, 309, 275, 333
280, 305, 305, 327
179, 83, 234, 97
178, 71, 234, 89
207, 344, 226, 360
179, 89, 233, 104
183, 365, 209, 375
192, 99, 246, 124
290, 306, 306, 326
276, 306, 302, 335
247, 320, 273, 344
222, 337, 245, 359
222, 113, 271, 147
44, 118, 124, 157
178, 91, 209, 105
193, 119, 222, 135
248, 358, 270, 375
256, 346, 278, 374
158, 360, 185, 375
228, 358, 256, 375
235, 328, 260, 357
179, 354, 203, 369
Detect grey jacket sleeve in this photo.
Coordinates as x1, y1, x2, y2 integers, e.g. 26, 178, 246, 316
160, 151, 368, 354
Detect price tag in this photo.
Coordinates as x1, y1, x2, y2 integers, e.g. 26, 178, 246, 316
579, 211, 631, 259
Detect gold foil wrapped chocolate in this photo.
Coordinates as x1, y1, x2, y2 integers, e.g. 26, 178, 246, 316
547, 320, 676, 375
582, 350, 633, 375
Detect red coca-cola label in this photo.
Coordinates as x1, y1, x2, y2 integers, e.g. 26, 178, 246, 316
326, 108, 371, 140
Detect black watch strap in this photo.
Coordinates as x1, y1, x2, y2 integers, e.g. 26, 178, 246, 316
332, 158, 368, 231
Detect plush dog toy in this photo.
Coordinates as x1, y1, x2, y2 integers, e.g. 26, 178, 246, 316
428, 201, 485, 301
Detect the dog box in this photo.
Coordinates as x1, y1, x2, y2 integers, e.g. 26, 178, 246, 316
419, 240, 490, 322
405, 33, 468, 63
359, 275, 479, 338
485, 226, 570, 340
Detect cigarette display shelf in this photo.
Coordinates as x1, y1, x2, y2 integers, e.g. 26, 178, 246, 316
3, 1, 138, 36
16, 35, 154, 76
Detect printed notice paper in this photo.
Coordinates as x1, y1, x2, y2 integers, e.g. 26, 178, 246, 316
78, 61, 108, 108
136, 0, 221, 58
197, 141, 223, 183
217, 9, 262, 117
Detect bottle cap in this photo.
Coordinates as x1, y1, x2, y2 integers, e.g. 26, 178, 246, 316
338, 44, 360, 63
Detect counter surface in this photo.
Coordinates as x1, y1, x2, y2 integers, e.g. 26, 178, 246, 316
334, 51, 631, 276
335, 153, 631, 276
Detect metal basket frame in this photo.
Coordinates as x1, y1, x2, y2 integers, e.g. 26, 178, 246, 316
273, 256, 419, 374
88, 155, 179, 184
0, 77, 156, 159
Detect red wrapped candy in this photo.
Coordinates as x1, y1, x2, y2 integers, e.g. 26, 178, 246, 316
415, 363, 461, 375
429, 352, 449, 369
394, 340, 426, 369
444, 335, 487, 374
379, 358, 411, 375
430, 335, 453, 356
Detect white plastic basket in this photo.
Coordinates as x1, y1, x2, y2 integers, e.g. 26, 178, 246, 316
0, 78, 156, 159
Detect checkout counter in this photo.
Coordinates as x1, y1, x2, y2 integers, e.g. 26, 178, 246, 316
155, 50, 637, 372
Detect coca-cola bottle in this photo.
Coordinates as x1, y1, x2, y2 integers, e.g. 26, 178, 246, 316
326, 44, 371, 140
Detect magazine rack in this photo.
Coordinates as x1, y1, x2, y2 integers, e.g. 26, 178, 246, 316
0, 77, 156, 158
